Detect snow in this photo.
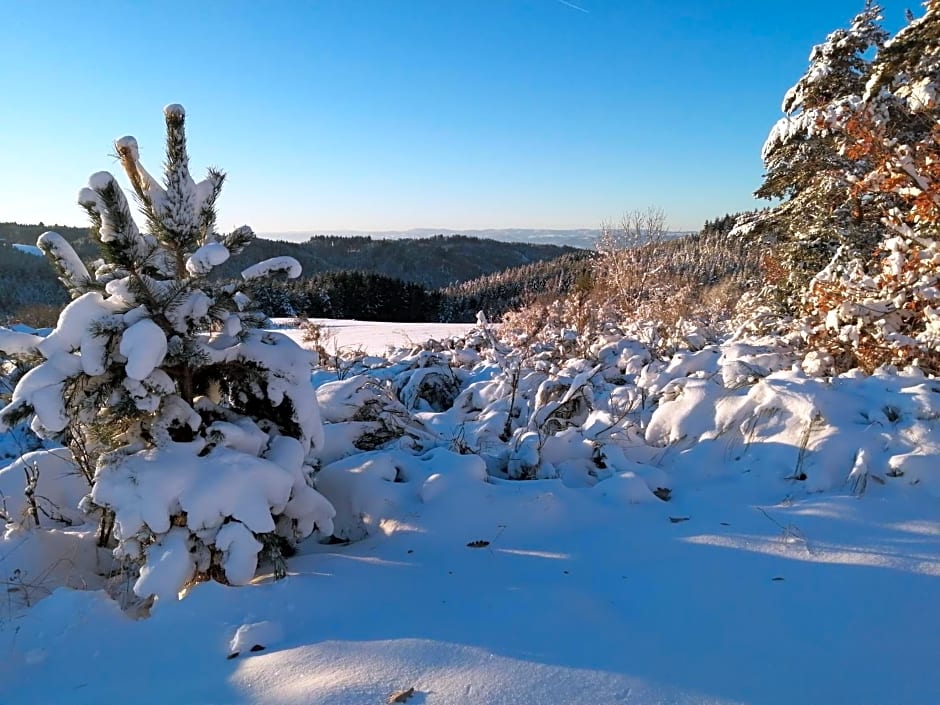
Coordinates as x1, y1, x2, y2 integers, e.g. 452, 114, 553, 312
36, 231, 90, 290
11, 243, 42, 257
3, 474, 938, 704
89, 437, 335, 598
241, 256, 302, 281
1, 319, 939, 705
94, 443, 293, 540
135, 527, 196, 601
119, 318, 167, 381
0, 351, 82, 435
114, 135, 139, 160
274, 318, 476, 356
215, 521, 263, 586
36, 291, 123, 359
0, 326, 42, 356
212, 329, 325, 453
0, 448, 86, 526
186, 241, 230, 275
230, 619, 284, 655
87, 170, 116, 192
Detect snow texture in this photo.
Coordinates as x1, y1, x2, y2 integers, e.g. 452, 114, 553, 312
36, 231, 90, 291
119, 318, 168, 381
91, 440, 334, 598
11, 243, 42, 257
0, 448, 87, 526
186, 241, 230, 276
1, 316, 940, 705
135, 528, 195, 602
241, 257, 302, 282
230, 620, 284, 655
0, 327, 43, 356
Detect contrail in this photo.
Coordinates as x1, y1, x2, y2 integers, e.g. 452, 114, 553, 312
556, 0, 589, 13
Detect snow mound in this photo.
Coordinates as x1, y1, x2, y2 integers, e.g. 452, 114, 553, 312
230, 620, 284, 655
0, 448, 86, 527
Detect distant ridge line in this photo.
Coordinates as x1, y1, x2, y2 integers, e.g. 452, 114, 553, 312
260, 228, 696, 250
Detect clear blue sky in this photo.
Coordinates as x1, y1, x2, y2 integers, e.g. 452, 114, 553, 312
1, 0, 907, 236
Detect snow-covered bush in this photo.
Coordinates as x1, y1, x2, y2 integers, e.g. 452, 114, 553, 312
0, 105, 334, 601
392, 351, 463, 412
497, 213, 759, 367
0, 448, 87, 527
315, 375, 432, 464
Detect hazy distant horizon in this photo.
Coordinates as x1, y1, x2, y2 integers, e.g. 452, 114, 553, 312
257, 226, 690, 249
260, 227, 607, 248
4, 1, 905, 237
8, 223, 698, 250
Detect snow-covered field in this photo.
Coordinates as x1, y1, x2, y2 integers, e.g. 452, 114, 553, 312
2, 319, 939, 705
274, 317, 476, 356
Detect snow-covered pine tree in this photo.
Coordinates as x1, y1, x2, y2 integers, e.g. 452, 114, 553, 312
801, 3, 940, 373
752, 1, 888, 307
0, 104, 335, 601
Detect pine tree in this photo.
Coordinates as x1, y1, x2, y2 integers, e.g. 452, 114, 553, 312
0, 105, 335, 600
800, 4, 940, 373
753, 2, 888, 305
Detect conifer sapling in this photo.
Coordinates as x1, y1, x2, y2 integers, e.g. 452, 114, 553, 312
0, 104, 335, 601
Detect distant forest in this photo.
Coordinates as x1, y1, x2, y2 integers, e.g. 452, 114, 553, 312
0, 223, 588, 325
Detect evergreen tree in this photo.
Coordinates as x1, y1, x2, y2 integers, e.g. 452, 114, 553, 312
0, 105, 334, 600
753, 2, 888, 305
801, 3, 940, 373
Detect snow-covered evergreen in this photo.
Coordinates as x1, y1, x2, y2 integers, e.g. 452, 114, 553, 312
797, 4, 940, 373
752, 1, 888, 304
0, 105, 334, 600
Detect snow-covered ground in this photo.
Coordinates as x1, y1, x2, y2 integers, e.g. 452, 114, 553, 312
2, 320, 938, 705
4, 479, 937, 705
273, 317, 476, 356
10, 243, 43, 257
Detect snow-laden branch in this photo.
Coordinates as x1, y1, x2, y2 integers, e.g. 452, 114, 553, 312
241, 257, 302, 281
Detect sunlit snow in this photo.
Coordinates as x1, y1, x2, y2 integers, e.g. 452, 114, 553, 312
1, 318, 938, 705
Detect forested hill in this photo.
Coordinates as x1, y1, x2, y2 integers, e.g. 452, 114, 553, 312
211, 234, 579, 289
0, 222, 88, 246
0, 224, 577, 289
0, 225, 580, 323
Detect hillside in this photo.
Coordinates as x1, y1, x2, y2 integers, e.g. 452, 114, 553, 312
0, 222, 88, 246
210, 234, 579, 289
0, 226, 581, 323
244, 251, 595, 323
440, 249, 595, 322
0, 241, 69, 323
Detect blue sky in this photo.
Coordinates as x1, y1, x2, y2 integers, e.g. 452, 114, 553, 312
1, 0, 907, 236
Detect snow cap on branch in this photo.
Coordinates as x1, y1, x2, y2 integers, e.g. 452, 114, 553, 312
241, 256, 302, 281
